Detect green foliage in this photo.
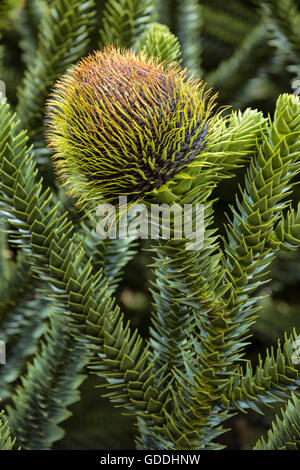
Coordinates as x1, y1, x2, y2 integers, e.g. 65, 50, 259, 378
2, 91, 299, 449
0, 102, 89, 448
135, 23, 181, 65
201, 3, 255, 46
0, 410, 16, 450
176, 0, 202, 76
254, 393, 300, 449
269, 204, 300, 250
1, 0, 300, 452
155, 0, 202, 75
0, 0, 22, 30
224, 330, 300, 414
206, 22, 271, 104
223, 93, 300, 305
0, 100, 140, 448
16, 0, 96, 142
0, 290, 49, 402
6, 311, 88, 449
263, 0, 300, 60
100, 0, 154, 48
18, 0, 49, 66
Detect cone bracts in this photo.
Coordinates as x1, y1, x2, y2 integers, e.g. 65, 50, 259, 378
47, 47, 219, 208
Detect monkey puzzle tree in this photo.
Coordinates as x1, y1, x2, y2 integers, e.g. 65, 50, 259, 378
1, 0, 300, 451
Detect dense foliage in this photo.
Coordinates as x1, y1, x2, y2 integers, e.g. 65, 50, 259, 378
0, 0, 300, 451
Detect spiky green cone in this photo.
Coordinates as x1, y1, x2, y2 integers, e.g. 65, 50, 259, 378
46, 47, 220, 210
